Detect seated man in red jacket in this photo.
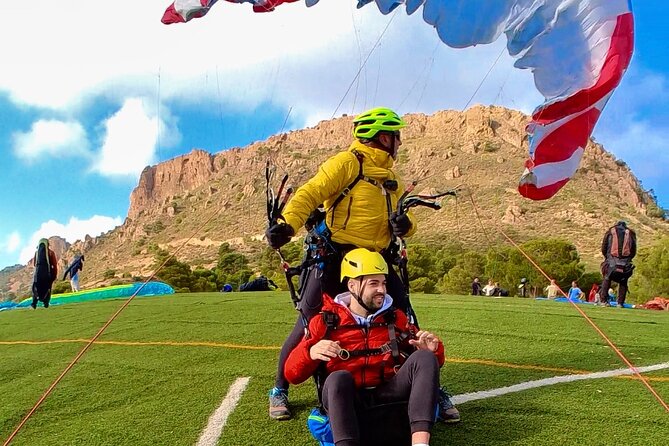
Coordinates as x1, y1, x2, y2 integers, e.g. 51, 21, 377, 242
285, 248, 444, 446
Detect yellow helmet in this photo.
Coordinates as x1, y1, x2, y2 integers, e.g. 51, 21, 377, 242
340, 248, 388, 281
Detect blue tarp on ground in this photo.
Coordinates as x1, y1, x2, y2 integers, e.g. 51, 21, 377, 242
0, 281, 174, 312
536, 297, 634, 309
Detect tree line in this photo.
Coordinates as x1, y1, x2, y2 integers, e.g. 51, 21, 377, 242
152, 237, 669, 304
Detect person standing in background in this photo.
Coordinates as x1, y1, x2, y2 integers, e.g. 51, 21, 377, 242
600, 221, 636, 307
471, 277, 482, 296
62, 254, 85, 292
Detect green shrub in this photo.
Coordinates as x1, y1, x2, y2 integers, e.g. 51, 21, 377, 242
631, 237, 669, 303
409, 277, 435, 294
482, 141, 500, 153
52, 281, 71, 294
646, 203, 667, 219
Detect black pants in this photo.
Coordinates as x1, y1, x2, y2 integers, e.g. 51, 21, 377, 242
274, 260, 408, 390
601, 272, 630, 306
32, 282, 52, 308
600, 259, 633, 306
322, 350, 439, 446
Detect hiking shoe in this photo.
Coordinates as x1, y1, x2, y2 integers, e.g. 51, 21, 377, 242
269, 387, 291, 420
437, 387, 461, 423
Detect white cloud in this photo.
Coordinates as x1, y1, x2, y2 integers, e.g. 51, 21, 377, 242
12, 120, 89, 161
0, 232, 21, 255
18, 215, 123, 264
0, 1, 541, 120
598, 120, 669, 181
93, 98, 178, 177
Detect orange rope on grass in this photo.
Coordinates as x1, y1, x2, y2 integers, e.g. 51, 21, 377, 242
487, 223, 668, 411
465, 193, 668, 412
0, 339, 280, 350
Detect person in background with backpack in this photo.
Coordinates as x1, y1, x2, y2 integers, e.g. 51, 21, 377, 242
285, 249, 444, 446
600, 221, 636, 307
30, 238, 58, 309
62, 254, 85, 292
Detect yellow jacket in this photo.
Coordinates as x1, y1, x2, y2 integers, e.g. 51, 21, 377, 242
282, 140, 416, 252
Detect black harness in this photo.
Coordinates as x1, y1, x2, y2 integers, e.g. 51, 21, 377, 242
320, 308, 413, 364
314, 306, 414, 405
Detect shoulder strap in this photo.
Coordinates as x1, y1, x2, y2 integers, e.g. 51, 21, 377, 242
385, 310, 400, 361
621, 228, 632, 257
609, 227, 619, 257
327, 151, 365, 213
321, 310, 340, 338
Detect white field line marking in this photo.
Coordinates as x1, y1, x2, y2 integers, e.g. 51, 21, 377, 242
452, 362, 669, 405
195, 377, 250, 446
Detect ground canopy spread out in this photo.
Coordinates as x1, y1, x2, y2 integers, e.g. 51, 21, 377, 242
0, 282, 175, 312
161, 0, 635, 201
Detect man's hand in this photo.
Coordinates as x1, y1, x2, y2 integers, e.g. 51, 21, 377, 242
265, 223, 295, 249
409, 330, 440, 353
389, 212, 412, 237
309, 340, 341, 361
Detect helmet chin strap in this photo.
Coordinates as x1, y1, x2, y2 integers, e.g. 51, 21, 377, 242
352, 277, 376, 315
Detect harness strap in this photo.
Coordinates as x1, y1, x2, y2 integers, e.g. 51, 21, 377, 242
338, 343, 393, 360
321, 309, 406, 364
622, 229, 632, 257
610, 228, 619, 257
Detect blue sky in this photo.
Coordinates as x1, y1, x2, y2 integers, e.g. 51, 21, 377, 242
0, 0, 667, 269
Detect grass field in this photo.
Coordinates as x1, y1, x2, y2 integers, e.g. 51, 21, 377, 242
1, 292, 668, 445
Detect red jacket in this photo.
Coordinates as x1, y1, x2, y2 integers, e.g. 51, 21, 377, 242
284, 295, 445, 388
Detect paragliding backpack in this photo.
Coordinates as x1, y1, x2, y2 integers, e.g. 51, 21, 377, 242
239, 276, 277, 292
307, 407, 335, 446
605, 227, 635, 278
307, 308, 413, 446
33, 240, 54, 284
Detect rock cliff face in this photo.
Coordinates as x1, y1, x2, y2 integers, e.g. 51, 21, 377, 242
128, 149, 219, 220
2, 106, 667, 300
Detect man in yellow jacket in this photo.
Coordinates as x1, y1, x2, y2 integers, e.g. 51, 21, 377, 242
265, 108, 463, 423
269, 112, 415, 252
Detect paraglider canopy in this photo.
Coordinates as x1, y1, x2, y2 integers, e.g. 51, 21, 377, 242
161, 0, 635, 201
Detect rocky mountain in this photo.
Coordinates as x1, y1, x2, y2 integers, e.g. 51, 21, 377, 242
2, 106, 667, 300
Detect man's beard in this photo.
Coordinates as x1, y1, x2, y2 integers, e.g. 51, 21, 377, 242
362, 292, 385, 311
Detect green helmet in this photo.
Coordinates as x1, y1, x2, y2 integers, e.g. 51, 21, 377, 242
352, 107, 406, 139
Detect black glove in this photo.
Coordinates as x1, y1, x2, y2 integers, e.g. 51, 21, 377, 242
389, 212, 412, 237
266, 223, 295, 249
